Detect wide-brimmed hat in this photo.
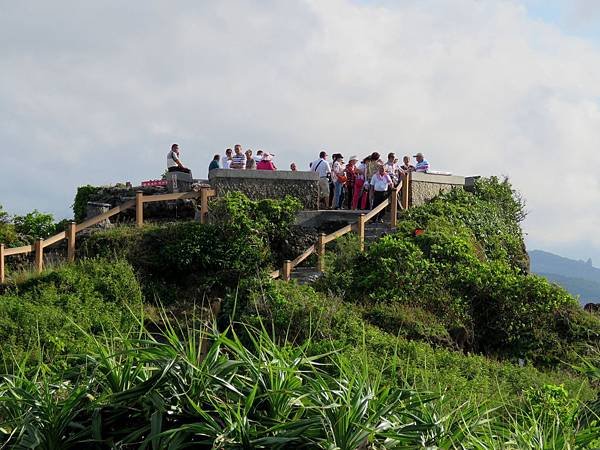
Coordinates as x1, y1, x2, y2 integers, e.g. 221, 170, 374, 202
262, 152, 274, 161
348, 155, 358, 162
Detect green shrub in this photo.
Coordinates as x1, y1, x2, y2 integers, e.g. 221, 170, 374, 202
80, 222, 272, 297
0, 259, 142, 365
210, 192, 302, 263
12, 209, 58, 240
403, 176, 528, 271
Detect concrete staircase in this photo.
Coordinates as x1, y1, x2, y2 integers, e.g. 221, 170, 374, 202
288, 221, 396, 284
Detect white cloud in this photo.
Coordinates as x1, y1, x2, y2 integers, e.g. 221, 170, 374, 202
1, 0, 600, 261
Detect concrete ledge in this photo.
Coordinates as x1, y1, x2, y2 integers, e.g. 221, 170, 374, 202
411, 172, 466, 185
209, 169, 319, 181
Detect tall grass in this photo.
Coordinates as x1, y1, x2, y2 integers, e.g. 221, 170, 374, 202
1, 315, 599, 449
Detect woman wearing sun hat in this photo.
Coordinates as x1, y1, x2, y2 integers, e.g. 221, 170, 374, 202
256, 152, 277, 170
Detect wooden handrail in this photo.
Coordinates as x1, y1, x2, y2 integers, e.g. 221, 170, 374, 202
141, 191, 202, 203
3, 244, 34, 256
42, 231, 67, 248
290, 244, 315, 267
76, 200, 136, 232
0, 188, 216, 283
364, 197, 390, 222
322, 224, 353, 244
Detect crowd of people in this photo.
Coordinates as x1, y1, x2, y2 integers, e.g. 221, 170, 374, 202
167, 144, 430, 218
309, 150, 429, 217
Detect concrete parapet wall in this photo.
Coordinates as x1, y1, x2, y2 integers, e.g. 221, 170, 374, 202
208, 169, 319, 209
410, 172, 467, 207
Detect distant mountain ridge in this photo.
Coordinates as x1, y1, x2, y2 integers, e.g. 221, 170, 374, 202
530, 250, 600, 304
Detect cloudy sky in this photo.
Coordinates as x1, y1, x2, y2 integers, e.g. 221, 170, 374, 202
1, 0, 600, 263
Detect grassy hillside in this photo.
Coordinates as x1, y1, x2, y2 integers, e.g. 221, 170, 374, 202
1, 182, 600, 448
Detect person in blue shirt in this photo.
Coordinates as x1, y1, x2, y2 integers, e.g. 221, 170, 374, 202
414, 152, 429, 173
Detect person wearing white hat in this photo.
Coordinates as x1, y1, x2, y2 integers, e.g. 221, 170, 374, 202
414, 152, 429, 173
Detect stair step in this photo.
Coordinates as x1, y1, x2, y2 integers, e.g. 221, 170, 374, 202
290, 267, 322, 284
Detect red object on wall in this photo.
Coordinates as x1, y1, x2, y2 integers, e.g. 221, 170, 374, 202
141, 180, 168, 187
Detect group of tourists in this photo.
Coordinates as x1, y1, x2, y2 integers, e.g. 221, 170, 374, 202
209, 145, 281, 171
167, 143, 430, 218
310, 151, 429, 218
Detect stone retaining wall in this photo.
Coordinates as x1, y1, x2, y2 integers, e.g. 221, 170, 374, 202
208, 169, 319, 209
410, 173, 473, 207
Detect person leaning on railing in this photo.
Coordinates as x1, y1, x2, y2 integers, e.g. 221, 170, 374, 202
370, 164, 394, 223
167, 143, 191, 174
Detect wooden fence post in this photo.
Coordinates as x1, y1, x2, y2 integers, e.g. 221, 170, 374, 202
357, 214, 365, 252
317, 233, 326, 273
200, 188, 209, 224
390, 189, 398, 228
0, 244, 5, 284
401, 172, 410, 210
34, 238, 43, 274
282, 260, 292, 281
67, 221, 77, 262
136, 191, 144, 227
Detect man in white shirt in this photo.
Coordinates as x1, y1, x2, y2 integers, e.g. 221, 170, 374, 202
384, 152, 399, 186
167, 144, 191, 174
370, 164, 393, 222
221, 148, 233, 169
311, 151, 332, 209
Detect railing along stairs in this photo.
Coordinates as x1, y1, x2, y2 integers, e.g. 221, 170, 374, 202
272, 172, 411, 281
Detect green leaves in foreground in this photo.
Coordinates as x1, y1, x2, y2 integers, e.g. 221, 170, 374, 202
0, 318, 599, 448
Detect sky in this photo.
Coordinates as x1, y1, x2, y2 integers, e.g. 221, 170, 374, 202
1, 0, 600, 263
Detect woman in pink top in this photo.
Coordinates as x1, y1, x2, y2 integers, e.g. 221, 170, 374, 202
256, 152, 277, 170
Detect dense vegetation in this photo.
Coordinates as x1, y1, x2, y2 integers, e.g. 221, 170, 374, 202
0, 203, 67, 246
1, 181, 600, 448
314, 178, 600, 365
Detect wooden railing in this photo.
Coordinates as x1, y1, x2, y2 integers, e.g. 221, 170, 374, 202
275, 172, 411, 281
0, 188, 215, 284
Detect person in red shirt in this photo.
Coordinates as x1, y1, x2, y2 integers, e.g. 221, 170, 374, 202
345, 156, 358, 210
256, 152, 277, 170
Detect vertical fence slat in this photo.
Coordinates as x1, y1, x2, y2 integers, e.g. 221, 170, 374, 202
282, 260, 292, 281
401, 172, 410, 210
0, 244, 5, 284
67, 221, 76, 262
357, 214, 365, 252
136, 191, 144, 227
200, 188, 209, 224
34, 238, 43, 274
317, 233, 326, 273
390, 189, 398, 227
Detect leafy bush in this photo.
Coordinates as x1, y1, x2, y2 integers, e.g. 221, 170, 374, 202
12, 209, 57, 240
210, 192, 302, 263
80, 222, 271, 297
0, 259, 142, 365
403, 176, 528, 272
